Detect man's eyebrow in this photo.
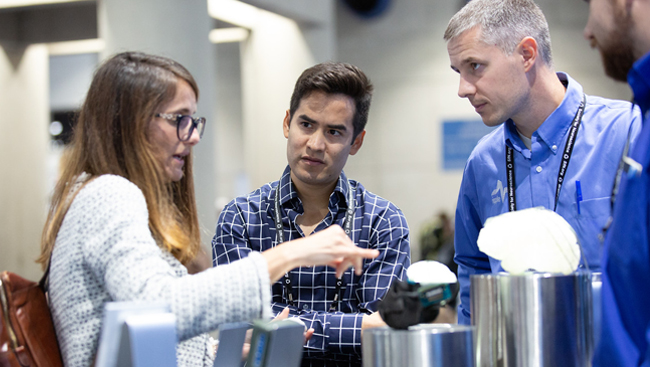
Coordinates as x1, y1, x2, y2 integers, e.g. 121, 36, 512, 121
450, 55, 481, 72
325, 123, 348, 131
461, 56, 480, 65
298, 114, 318, 124
297, 114, 348, 132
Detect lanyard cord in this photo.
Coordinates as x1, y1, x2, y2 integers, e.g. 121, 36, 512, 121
273, 179, 355, 312
506, 94, 586, 212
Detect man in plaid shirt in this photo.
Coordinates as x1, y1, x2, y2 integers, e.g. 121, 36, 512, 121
211, 62, 410, 366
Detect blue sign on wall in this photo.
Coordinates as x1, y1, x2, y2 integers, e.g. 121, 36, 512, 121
442, 119, 496, 170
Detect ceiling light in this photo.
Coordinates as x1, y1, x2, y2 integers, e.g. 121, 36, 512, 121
209, 27, 249, 43
208, 0, 259, 28
0, 0, 86, 9
47, 39, 104, 55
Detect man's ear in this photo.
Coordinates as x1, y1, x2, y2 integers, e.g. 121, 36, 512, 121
518, 36, 539, 72
283, 110, 291, 139
349, 130, 366, 155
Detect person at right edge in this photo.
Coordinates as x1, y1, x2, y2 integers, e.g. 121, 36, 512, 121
584, 0, 650, 365
444, 0, 642, 325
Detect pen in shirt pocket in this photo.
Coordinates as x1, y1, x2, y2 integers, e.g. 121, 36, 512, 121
575, 180, 583, 215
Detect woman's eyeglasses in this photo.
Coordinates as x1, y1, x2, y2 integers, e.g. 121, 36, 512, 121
155, 113, 206, 141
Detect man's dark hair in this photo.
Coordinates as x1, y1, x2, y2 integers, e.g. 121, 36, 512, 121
289, 62, 373, 142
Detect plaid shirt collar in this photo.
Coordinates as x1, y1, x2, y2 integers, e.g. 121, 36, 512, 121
274, 165, 353, 213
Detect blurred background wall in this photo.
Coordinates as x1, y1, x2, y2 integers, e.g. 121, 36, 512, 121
0, 0, 631, 280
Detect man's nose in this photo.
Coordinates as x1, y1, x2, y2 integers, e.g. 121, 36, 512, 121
307, 130, 326, 151
458, 76, 476, 98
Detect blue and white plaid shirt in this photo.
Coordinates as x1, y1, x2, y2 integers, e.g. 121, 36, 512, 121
212, 166, 410, 367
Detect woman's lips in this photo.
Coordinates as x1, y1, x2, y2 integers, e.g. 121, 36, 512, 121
173, 155, 185, 165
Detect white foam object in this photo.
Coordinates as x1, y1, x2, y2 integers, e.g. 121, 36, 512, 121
407, 260, 458, 284
477, 207, 580, 274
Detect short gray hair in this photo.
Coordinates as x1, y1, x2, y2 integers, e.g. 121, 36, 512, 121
444, 0, 553, 67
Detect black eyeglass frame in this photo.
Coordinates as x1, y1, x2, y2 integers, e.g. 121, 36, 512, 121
155, 113, 206, 141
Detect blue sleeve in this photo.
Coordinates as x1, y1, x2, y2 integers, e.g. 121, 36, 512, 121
454, 163, 492, 325
211, 200, 252, 266
641, 325, 650, 367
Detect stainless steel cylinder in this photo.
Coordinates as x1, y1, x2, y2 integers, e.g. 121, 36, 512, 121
470, 272, 593, 367
362, 324, 475, 367
590, 272, 601, 350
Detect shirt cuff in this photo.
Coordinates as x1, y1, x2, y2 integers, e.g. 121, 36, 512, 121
327, 312, 364, 355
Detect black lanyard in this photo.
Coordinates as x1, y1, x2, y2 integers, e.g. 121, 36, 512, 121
506, 94, 586, 212
273, 179, 355, 312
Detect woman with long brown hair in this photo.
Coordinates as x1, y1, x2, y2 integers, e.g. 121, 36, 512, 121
39, 52, 377, 367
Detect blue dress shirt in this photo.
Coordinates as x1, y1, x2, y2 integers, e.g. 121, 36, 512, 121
593, 52, 650, 367
212, 166, 411, 367
454, 72, 642, 325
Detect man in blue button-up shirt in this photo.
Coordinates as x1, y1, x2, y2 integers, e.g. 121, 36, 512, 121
212, 62, 410, 367
584, 0, 650, 366
444, 0, 642, 325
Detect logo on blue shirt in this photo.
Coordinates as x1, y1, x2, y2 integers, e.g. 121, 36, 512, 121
491, 180, 507, 204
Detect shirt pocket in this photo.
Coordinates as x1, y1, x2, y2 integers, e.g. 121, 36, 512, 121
575, 196, 611, 232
